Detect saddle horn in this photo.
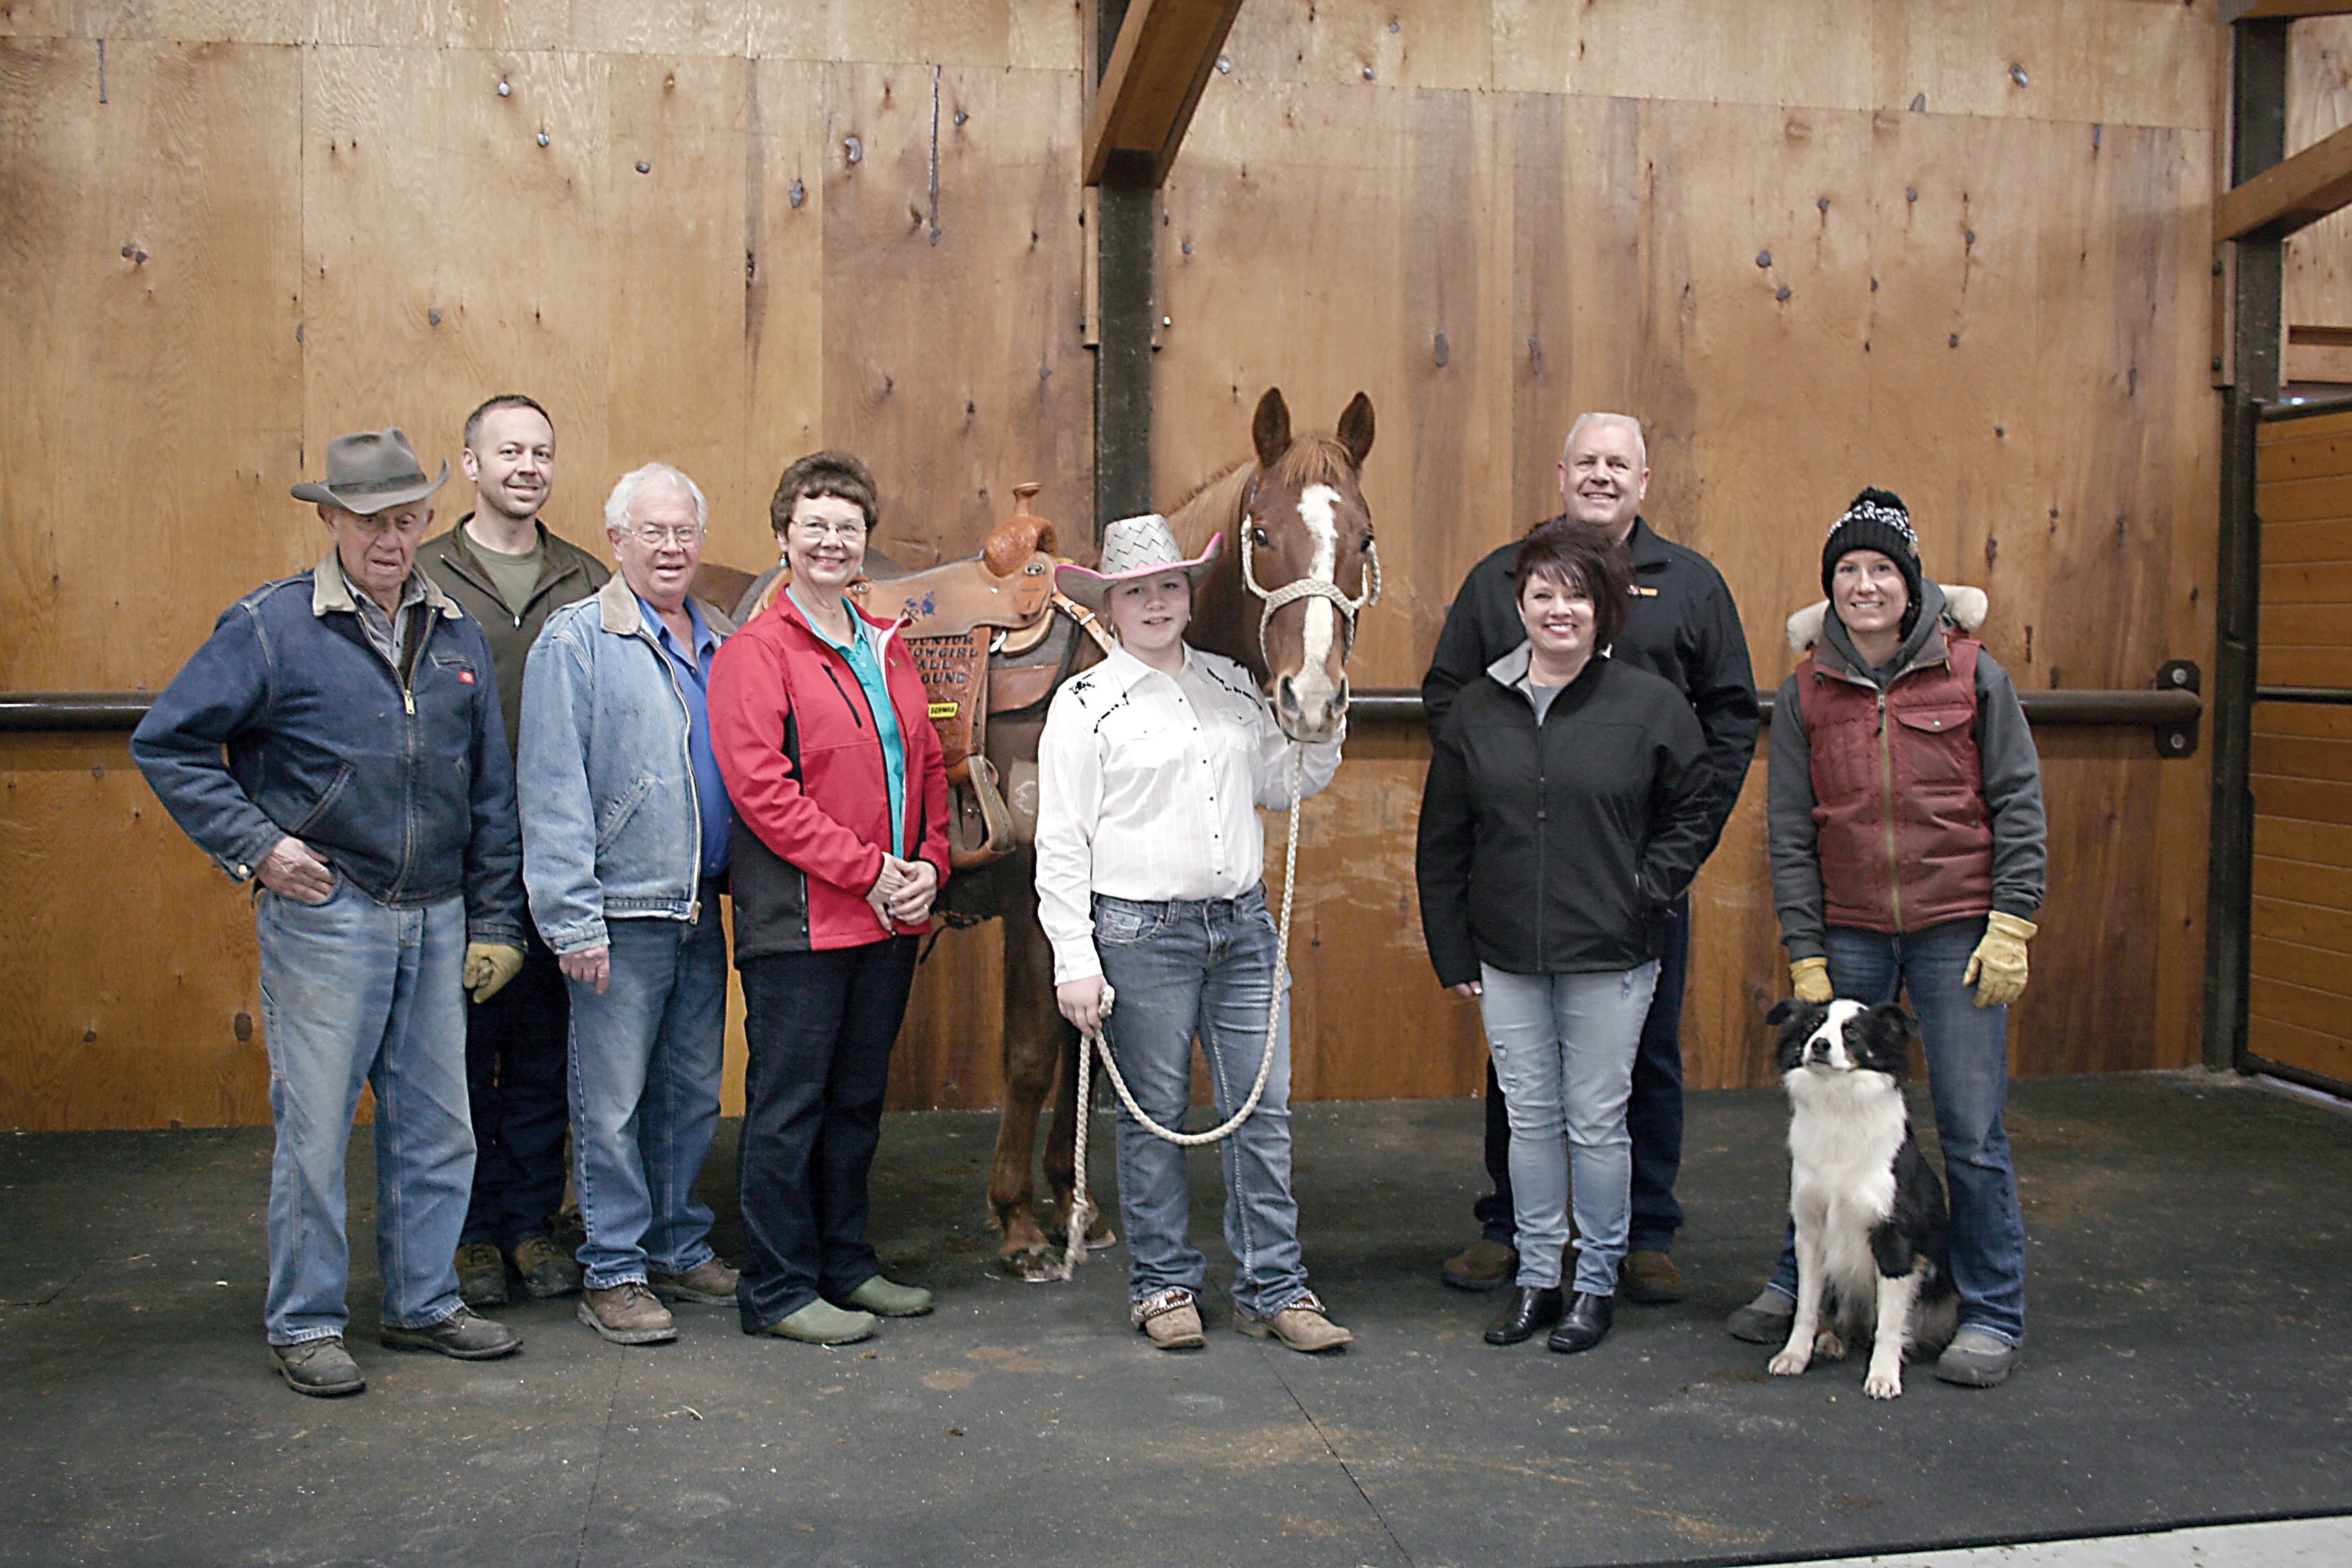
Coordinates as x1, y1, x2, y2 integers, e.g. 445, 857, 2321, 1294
983, 482, 1057, 576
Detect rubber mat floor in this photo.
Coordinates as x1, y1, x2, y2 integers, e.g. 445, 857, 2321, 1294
0, 1071, 2345, 1568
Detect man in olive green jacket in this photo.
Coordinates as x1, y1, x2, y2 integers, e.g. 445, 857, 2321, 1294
420, 393, 609, 1308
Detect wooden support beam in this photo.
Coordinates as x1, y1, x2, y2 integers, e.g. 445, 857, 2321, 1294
2209, 17, 2291, 1074
1082, 0, 1245, 188
2215, 121, 2352, 242
2225, 1, 2352, 21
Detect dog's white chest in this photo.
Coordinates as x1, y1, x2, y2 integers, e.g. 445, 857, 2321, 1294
1786, 1071, 1908, 1224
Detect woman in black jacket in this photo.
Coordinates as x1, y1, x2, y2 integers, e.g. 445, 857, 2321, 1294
1416, 519, 1714, 1355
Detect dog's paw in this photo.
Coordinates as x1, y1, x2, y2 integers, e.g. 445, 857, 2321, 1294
1813, 1330, 1847, 1362
1767, 1350, 1810, 1377
1863, 1368, 1904, 1399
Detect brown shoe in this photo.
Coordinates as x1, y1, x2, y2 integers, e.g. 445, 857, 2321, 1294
1131, 1287, 1206, 1350
648, 1258, 740, 1305
1620, 1249, 1686, 1305
1441, 1237, 1518, 1292
511, 1235, 582, 1299
454, 1241, 508, 1309
576, 1281, 677, 1345
1238, 1291, 1354, 1353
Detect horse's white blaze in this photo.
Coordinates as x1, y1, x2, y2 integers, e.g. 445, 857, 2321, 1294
1293, 484, 1342, 711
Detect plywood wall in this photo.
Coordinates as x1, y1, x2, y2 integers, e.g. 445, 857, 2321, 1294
2286, 16, 2352, 361
0, 1, 2225, 1128
1158, 3, 2220, 1098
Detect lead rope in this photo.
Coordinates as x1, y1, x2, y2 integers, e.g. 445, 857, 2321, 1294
1058, 744, 1307, 1276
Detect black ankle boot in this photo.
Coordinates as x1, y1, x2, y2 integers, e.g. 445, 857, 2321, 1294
1546, 1291, 1614, 1354
1483, 1286, 1564, 1345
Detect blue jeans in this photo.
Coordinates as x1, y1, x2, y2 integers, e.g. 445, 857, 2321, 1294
1477, 898, 1689, 1251
254, 882, 474, 1345
565, 904, 728, 1290
1094, 887, 1311, 1319
1765, 916, 2029, 1344
1477, 962, 1659, 1296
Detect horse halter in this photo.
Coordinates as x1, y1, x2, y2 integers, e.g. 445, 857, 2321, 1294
1237, 485, 1383, 672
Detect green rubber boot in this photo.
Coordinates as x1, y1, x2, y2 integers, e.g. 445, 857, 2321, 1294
755, 1299, 878, 1345
843, 1276, 934, 1318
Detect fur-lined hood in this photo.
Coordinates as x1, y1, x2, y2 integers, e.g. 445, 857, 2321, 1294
1785, 583, 1987, 653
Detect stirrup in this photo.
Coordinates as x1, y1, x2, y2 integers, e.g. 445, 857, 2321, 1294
948, 754, 1019, 871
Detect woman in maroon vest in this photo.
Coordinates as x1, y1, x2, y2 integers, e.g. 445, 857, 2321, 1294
1727, 489, 2046, 1388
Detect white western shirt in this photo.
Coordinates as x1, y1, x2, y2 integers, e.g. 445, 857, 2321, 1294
1034, 642, 1345, 985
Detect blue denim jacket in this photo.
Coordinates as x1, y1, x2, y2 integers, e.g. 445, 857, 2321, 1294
518, 574, 738, 953
130, 554, 526, 943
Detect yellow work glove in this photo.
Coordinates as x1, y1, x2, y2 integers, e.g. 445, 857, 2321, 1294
1963, 911, 2037, 1008
1789, 956, 1833, 1003
463, 942, 527, 1004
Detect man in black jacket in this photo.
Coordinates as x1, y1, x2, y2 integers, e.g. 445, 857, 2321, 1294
1421, 412, 1759, 1303
420, 394, 610, 1309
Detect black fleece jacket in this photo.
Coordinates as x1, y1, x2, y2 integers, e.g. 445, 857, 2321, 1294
1417, 647, 1712, 986
1420, 516, 1760, 851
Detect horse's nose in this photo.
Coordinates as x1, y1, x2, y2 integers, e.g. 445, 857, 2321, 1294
1276, 676, 1302, 721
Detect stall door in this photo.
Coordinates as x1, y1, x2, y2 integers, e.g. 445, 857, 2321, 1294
2251, 409, 2352, 1090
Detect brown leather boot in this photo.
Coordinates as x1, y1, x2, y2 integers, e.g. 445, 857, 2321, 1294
576, 1281, 677, 1345
648, 1258, 740, 1305
1620, 1250, 1686, 1305
1238, 1291, 1354, 1352
1440, 1237, 1517, 1292
1131, 1287, 1205, 1350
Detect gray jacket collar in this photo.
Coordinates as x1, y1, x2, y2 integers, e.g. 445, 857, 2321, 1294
1484, 639, 1608, 698
1486, 640, 1533, 688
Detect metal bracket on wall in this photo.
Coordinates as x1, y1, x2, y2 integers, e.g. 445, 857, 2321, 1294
2155, 659, 2202, 759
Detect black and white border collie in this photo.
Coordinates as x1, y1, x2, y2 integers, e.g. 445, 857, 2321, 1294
1765, 997, 1959, 1399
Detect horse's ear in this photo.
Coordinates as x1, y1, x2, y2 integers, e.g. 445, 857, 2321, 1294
1337, 392, 1375, 469
1252, 387, 1292, 469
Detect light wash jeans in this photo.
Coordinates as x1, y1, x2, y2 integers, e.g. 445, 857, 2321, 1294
565, 906, 728, 1289
254, 881, 474, 1345
1764, 915, 2028, 1344
1094, 887, 1312, 1320
1477, 962, 1661, 1297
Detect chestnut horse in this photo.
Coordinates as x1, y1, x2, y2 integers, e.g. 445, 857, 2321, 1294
981, 387, 1379, 1279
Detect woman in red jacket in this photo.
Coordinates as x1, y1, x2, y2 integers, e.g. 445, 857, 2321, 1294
709, 451, 951, 1347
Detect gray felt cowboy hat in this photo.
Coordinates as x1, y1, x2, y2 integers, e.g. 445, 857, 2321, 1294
291, 428, 450, 514
1055, 513, 1222, 610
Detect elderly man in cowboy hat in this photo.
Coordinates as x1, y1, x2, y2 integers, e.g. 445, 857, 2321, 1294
133, 427, 529, 1397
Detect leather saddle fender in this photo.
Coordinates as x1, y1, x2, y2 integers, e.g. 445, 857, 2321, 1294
893, 486, 1073, 871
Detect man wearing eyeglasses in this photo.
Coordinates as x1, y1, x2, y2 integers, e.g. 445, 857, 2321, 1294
421, 395, 608, 1311
517, 463, 742, 1345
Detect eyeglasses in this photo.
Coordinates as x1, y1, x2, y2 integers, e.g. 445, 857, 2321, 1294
627, 524, 705, 546
790, 519, 867, 542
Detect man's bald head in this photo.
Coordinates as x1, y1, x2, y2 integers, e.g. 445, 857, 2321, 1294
1558, 412, 1649, 542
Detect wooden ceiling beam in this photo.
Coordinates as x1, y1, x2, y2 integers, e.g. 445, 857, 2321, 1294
2215, 120, 2352, 241
2226, 1, 2352, 20
1082, 0, 1246, 188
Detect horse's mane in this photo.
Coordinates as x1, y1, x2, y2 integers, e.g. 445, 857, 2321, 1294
1162, 433, 1358, 555
1163, 461, 1252, 555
